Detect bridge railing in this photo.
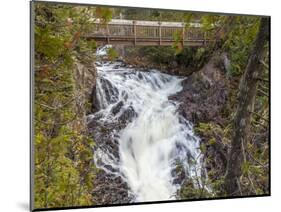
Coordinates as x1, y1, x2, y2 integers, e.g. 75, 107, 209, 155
85, 19, 216, 45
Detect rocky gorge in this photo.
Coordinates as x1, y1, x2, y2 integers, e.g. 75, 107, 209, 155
87, 53, 230, 204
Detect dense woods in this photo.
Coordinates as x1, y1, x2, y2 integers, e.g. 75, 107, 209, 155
224, 18, 269, 196
32, 2, 269, 210
33, 3, 111, 208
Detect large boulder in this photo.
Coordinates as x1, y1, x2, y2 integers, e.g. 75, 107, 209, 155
170, 55, 229, 126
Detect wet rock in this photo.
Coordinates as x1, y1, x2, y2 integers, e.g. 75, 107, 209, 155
89, 55, 229, 203
88, 95, 135, 204
118, 106, 137, 124
113, 65, 121, 69
92, 170, 131, 205
111, 101, 124, 115
90, 85, 99, 112
170, 55, 230, 194
95, 61, 102, 67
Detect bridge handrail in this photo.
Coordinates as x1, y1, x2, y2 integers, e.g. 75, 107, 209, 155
85, 19, 218, 46
93, 19, 201, 28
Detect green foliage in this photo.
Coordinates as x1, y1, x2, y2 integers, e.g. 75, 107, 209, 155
176, 47, 209, 70
107, 47, 119, 60
178, 14, 261, 77
195, 122, 231, 146
95, 7, 113, 24
33, 2, 112, 209
223, 17, 260, 76
201, 15, 226, 31
122, 8, 189, 22
172, 30, 183, 55
179, 179, 212, 199
139, 46, 176, 64
196, 14, 260, 76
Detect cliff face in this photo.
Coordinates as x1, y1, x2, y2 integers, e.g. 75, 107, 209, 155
74, 61, 97, 115
86, 55, 230, 203
170, 55, 229, 126
169, 55, 230, 198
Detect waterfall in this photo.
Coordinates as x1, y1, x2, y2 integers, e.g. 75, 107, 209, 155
90, 61, 207, 202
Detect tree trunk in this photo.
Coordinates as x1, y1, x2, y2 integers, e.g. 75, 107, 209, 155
224, 17, 269, 196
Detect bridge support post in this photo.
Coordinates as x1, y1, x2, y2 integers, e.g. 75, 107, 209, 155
133, 21, 137, 46
204, 31, 207, 46
182, 23, 185, 47
159, 22, 162, 45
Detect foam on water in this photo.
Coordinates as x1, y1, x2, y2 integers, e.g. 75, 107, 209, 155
91, 61, 207, 202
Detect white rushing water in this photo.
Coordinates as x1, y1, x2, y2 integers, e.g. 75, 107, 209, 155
91, 61, 206, 202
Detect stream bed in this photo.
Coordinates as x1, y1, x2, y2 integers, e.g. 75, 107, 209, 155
88, 61, 207, 204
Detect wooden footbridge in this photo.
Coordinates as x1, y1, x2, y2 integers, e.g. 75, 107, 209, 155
85, 19, 217, 47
